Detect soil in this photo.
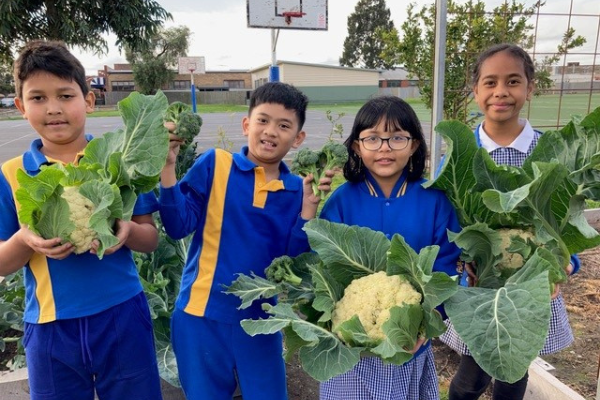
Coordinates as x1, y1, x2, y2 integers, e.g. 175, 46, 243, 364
285, 246, 600, 400
2, 249, 598, 399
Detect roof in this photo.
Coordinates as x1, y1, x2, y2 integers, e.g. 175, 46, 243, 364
378, 68, 412, 80
249, 60, 379, 73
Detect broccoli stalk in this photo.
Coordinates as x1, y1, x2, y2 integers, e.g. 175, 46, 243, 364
265, 255, 303, 286
291, 141, 348, 199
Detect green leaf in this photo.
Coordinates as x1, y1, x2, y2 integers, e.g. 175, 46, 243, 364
446, 270, 551, 384
225, 273, 282, 310
304, 218, 390, 285
242, 303, 362, 382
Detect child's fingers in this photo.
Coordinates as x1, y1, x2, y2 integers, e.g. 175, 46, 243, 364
164, 122, 177, 132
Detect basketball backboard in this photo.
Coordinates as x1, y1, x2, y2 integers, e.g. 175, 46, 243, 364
247, 0, 328, 30
178, 57, 206, 75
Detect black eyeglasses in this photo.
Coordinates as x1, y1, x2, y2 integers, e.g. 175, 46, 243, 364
358, 135, 413, 151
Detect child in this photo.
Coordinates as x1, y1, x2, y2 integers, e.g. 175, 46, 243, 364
439, 43, 580, 400
159, 81, 332, 400
0, 40, 163, 400
317, 95, 462, 400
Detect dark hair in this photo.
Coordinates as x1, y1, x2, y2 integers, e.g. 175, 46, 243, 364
249, 82, 309, 129
343, 96, 427, 183
472, 43, 535, 86
13, 40, 88, 99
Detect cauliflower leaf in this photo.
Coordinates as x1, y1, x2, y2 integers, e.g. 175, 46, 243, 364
226, 219, 458, 382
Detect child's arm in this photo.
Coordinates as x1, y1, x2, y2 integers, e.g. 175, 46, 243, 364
0, 228, 73, 276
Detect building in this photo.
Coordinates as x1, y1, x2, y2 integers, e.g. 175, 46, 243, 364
92, 61, 421, 105
97, 63, 252, 105
250, 61, 380, 103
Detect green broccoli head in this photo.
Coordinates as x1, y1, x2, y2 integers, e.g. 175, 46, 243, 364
320, 141, 348, 172
164, 101, 203, 146
265, 255, 303, 286
290, 141, 348, 199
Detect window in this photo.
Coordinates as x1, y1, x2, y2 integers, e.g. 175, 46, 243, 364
224, 80, 245, 89
171, 80, 191, 90
111, 81, 135, 91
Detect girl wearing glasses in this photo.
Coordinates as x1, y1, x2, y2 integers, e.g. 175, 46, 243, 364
318, 96, 462, 400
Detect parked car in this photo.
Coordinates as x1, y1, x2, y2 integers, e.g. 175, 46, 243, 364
0, 97, 15, 108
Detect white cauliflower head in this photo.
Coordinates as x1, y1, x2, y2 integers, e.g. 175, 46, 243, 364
61, 186, 97, 254
331, 271, 422, 342
497, 228, 536, 271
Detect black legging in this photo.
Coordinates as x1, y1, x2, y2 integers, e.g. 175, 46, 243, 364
449, 355, 529, 400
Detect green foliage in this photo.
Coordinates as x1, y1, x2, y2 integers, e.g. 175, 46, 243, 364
383, 0, 586, 124
0, 63, 14, 94
291, 141, 348, 199
135, 216, 189, 386
426, 106, 600, 383
339, 0, 397, 69
0, 0, 171, 64
225, 219, 458, 382
127, 25, 191, 95
15, 91, 170, 258
0, 272, 25, 369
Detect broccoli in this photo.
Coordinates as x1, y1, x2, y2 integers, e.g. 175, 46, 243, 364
291, 141, 348, 199
164, 101, 203, 147
265, 255, 303, 286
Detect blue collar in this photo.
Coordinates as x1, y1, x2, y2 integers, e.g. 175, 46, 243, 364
22, 134, 94, 174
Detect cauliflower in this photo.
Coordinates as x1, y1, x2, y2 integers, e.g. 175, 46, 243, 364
497, 228, 536, 272
331, 271, 422, 342
60, 186, 98, 254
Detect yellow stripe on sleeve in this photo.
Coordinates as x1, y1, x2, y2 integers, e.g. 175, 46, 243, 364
184, 149, 232, 316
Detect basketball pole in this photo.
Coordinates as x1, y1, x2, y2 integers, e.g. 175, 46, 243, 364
190, 68, 197, 113
270, 28, 280, 82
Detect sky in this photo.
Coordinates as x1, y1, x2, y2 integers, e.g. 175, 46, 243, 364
71, 0, 599, 76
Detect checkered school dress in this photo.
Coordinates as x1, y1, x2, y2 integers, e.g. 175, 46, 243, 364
439, 125, 575, 356
319, 346, 439, 400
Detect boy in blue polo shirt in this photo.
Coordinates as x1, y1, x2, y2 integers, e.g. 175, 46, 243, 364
0, 40, 163, 400
159, 82, 331, 400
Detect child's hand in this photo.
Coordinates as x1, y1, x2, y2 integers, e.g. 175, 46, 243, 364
90, 219, 131, 256
19, 225, 74, 260
405, 337, 427, 354
164, 123, 184, 166
464, 262, 478, 286
302, 170, 335, 204
551, 262, 574, 299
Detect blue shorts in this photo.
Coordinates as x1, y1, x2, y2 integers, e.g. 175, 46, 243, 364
171, 308, 287, 400
24, 291, 162, 400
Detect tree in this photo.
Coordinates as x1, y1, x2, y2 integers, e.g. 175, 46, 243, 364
0, 0, 171, 64
339, 0, 397, 69
0, 63, 14, 95
381, 0, 586, 123
126, 26, 191, 95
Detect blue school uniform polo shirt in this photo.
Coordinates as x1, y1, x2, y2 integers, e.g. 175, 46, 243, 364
159, 147, 308, 323
0, 137, 158, 324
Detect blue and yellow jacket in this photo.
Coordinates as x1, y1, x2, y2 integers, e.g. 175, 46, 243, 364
159, 147, 309, 323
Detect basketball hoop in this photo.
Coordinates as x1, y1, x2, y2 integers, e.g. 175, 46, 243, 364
282, 11, 305, 25
188, 63, 196, 74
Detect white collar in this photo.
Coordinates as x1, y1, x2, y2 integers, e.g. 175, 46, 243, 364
479, 119, 534, 153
